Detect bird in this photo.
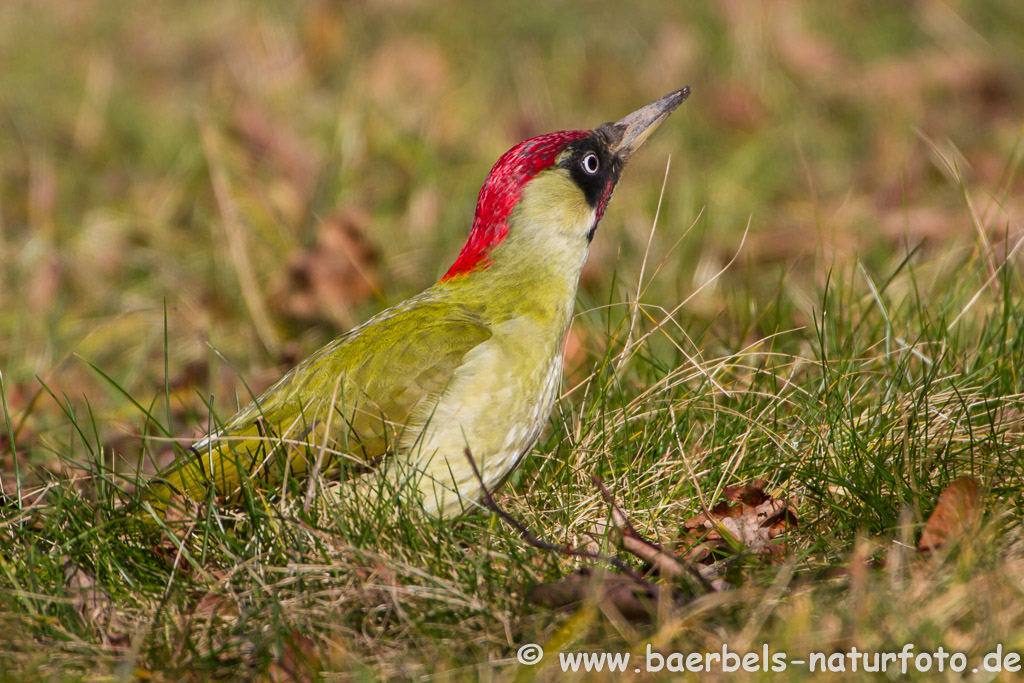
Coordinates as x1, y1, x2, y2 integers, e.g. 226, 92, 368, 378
142, 87, 690, 520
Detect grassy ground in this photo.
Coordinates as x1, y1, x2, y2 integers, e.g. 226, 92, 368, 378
2, 0, 1024, 679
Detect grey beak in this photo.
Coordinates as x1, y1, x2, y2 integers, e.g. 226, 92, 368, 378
601, 86, 691, 161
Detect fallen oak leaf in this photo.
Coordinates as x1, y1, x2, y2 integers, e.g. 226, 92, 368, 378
683, 481, 773, 531
722, 479, 770, 505
718, 497, 793, 556
680, 482, 797, 562
918, 477, 982, 553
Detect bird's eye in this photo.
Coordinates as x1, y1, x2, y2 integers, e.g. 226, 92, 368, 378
581, 152, 600, 175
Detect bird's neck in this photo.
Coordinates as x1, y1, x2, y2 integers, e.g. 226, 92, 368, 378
436, 229, 590, 333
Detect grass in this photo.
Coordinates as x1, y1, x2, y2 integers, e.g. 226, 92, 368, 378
2, 0, 1024, 679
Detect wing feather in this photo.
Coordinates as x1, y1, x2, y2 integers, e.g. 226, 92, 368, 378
144, 298, 491, 510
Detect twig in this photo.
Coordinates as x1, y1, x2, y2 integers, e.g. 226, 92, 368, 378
462, 448, 651, 585
591, 475, 716, 593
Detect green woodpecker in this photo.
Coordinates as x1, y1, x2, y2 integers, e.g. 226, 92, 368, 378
144, 87, 690, 519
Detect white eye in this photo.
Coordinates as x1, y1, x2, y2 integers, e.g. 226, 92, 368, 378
581, 152, 600, 175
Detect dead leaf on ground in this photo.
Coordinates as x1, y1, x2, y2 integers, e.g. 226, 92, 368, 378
918, 477, 982, 553
270, 208, 379, 328
192, 577, 240, 623
63, 558, 130, 646
527, 568, 659, 622
261, 630, 321, 683
680, 481, 798, 562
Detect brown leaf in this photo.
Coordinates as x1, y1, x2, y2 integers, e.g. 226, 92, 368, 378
680, 483, 798, 562
193, 590, 239, 622
722, 480, 770, 506
720, 498, 792, 553
261, 630, 321, 683
63, 558, 130, 645
918, 477, 982, 553
527, 568, 657, 622
270, 208, 379, 328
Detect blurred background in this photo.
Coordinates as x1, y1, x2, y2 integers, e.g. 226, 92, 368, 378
1, 0, 1022, 475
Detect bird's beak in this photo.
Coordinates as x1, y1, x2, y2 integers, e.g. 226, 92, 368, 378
602, 86, 691, 162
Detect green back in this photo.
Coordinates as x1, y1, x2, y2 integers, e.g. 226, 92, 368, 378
143, 295, 492, 513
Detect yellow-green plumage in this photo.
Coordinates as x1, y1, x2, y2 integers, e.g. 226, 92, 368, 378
143, 87, 689, 519
149, 297, 492, 510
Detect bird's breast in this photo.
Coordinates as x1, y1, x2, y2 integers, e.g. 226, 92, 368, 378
399, 313, 569, 514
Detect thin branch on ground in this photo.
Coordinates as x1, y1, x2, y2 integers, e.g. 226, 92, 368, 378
591, 475, 716, 593
462, 448, 652, 585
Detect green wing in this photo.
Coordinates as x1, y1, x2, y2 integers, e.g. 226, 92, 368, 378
143, 298, 491, 512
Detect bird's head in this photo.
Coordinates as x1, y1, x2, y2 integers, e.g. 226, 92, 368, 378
442, 86, 690, 281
